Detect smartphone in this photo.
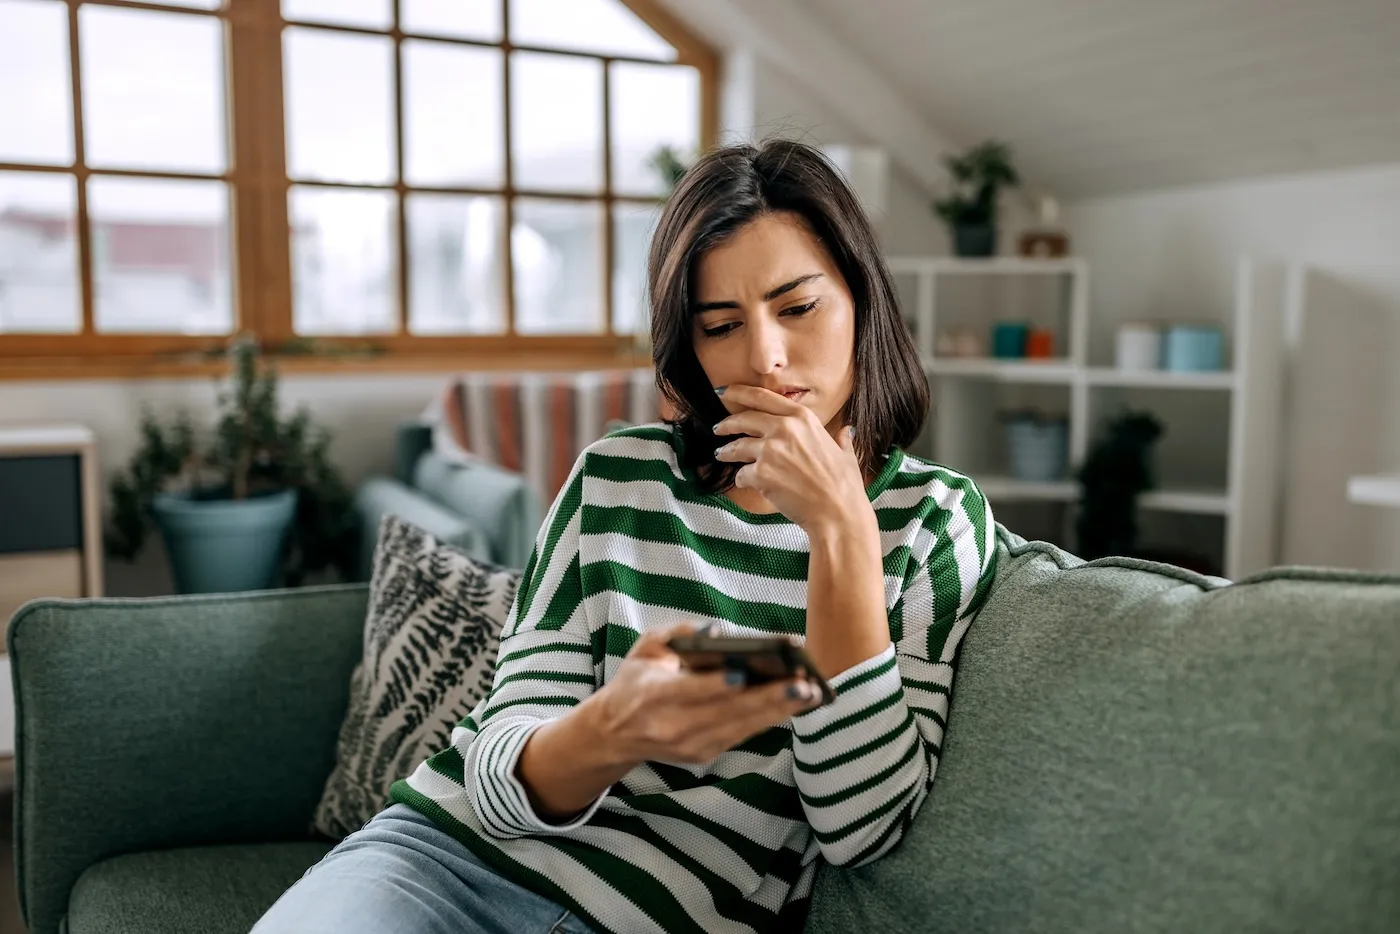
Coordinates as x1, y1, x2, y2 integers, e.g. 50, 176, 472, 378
667, 633, 835, 705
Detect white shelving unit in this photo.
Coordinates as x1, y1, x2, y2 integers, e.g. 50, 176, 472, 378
887, 256, 1287, 579
1348, 474, 1400, 509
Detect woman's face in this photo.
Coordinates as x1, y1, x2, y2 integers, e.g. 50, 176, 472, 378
691, 211, 856, 435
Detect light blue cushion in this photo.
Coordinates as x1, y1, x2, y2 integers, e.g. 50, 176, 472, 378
412, 451, 541, 569
353, 477, 492, 580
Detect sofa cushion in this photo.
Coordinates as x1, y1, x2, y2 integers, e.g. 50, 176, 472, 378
807, 527, 1400, 934
412, 451, 541, 570
65, 842, 331, 934
353, 476, 492, 581
313, 515, 519, 840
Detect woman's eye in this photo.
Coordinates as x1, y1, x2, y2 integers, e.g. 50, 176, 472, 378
781, 300, 819, 318
701, 322, 740, 338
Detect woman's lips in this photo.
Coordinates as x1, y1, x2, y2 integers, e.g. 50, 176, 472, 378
781, 390, 808, 401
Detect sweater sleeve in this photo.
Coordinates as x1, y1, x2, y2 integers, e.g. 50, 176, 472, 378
460, 458, 607, 839
789, 474, 996, 867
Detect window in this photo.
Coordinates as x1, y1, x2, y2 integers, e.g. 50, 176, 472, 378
0, 0, 715, 372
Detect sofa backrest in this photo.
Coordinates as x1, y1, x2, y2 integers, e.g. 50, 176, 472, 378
808, 526, 1400, 933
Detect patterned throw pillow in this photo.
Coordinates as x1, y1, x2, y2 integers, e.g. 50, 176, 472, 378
313, 514, 520, 840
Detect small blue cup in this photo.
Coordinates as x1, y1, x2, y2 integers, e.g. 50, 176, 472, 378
992, 322, 1030, 359
1163, 326, 1224, 372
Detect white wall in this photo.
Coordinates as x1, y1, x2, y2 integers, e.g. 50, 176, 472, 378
1065, 161, 1400, 570
728, 52, 950, 257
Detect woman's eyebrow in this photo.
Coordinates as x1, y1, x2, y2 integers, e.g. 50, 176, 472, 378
693, 273, 825, 313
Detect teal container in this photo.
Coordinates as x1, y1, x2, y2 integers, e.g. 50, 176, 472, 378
992, 321, 1030, 359
152, 489, 297, 594
1163, 325, 1224, 372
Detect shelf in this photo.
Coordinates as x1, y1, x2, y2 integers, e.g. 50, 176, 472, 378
975, 477, 1077, 502
1085, 368, 1236, 390
888, 256, 1084, 276
1138, 489, 1231, 515
924, 357, 1078, 383
1347, 474, 1400, 508
974, 476, 1231, 516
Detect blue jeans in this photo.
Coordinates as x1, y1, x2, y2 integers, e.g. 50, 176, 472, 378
252, 804, 597, 934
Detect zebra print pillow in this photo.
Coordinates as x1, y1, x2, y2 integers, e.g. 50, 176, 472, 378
313, 514, 520, 840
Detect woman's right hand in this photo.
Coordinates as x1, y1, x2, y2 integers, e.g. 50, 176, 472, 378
584, 623, 821, 767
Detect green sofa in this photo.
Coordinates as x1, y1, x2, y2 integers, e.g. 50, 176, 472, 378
9, 528, 1400, 934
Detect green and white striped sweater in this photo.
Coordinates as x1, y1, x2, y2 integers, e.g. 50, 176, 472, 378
391, 424, 996, 934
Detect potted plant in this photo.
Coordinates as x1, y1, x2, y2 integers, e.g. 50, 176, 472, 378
106, 335, 357, 594
648, 144, 691, 194
932, 140, 1021, 257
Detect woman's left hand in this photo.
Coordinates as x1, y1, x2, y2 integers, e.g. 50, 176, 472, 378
713, 385, 871, 534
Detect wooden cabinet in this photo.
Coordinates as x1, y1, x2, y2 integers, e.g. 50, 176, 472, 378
0, 425, 103, 759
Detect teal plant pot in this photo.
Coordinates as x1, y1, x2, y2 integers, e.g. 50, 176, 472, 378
152, 489, 297, 594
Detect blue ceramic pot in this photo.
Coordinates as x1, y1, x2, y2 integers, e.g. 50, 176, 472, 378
151, 488, 297, 594
1005, 416, 1069, 482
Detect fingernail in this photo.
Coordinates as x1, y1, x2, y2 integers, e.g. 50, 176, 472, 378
847, 426, 856, 439
786, 683, 805, 700
725, 669, 746, 687
712, 423, 724, 435
714, 386, 727, 396
714, 444, 728, 457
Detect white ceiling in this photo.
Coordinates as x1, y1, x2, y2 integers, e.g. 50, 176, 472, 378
790, 0, 1400, 198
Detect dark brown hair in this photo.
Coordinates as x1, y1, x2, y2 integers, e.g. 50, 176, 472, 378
648, 138, 929, 492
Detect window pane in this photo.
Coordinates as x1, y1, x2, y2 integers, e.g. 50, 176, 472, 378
510, 0, 675, 61
0, 0, 73, 165
407, 194, 504, 335
290, 187, 397, 335
284, 29, 395, 185
401, 0, 500, 40
281, 0, 389, 29
79, 6, 227, 174
512, 198, 603, 335
510, 52, 602, 193
0, 172, 78, 333
403, 42, 502, 188
89, 176, 231, 334
612, 201, 657, 335
610, 63, 698, 197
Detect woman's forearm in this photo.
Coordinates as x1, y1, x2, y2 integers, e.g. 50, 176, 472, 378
514, 696, 637, 821
803, 506, 891, 679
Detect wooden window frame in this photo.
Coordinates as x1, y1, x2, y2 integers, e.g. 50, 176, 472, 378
0, 0, 717, 379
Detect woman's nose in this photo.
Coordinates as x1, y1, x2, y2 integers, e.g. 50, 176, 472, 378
747, 318, 787, 374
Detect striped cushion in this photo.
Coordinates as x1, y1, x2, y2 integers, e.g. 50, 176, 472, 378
432, 370, 662, 500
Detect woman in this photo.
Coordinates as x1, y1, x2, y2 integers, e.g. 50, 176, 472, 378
254, 139, 996, 934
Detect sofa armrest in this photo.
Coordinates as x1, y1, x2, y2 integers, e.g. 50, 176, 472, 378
7, 583, 369, 934
394, 422, 434, 486
353, 477, 493, 580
